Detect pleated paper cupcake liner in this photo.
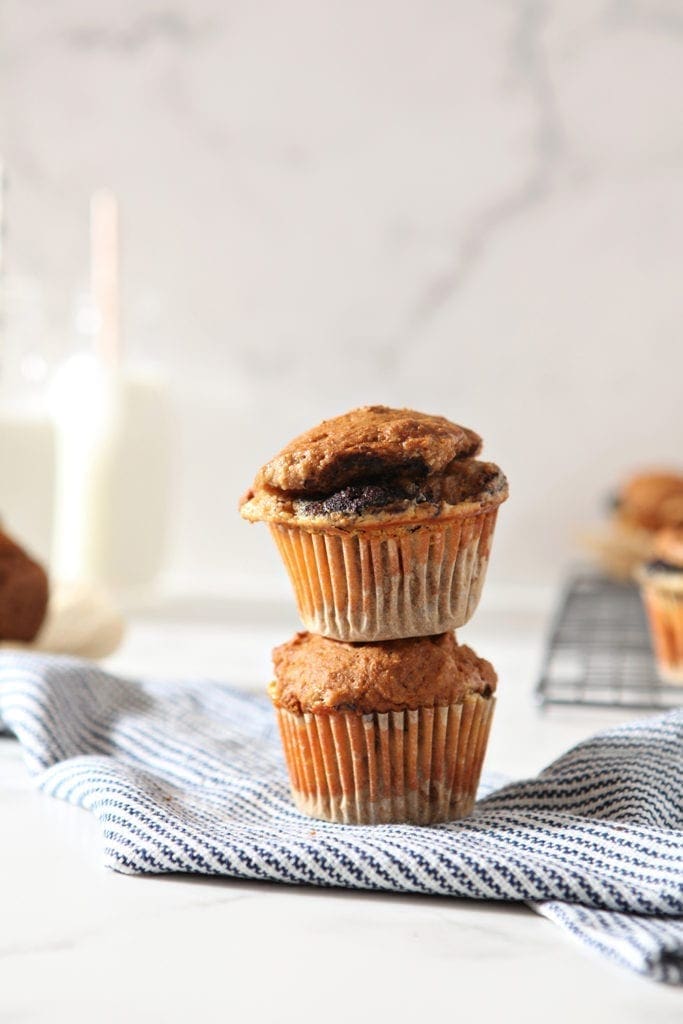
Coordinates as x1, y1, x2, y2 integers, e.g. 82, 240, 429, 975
270, 508, 500, 642
275, 692, 495, 825
642, 584, 683, 684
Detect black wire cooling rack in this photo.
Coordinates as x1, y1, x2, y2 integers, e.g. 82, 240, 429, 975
536, 570, 683, 710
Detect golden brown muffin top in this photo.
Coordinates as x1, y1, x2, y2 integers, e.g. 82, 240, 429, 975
615, 471, 683, 532
253, 405, 482, 495
270, 631, 497, 715
240, 406, 507, 527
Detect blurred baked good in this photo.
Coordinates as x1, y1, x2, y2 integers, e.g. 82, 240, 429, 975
638, 527, 683, 684
613, 472, 683, 533
0, 526, 49, 642
584, 469, 683, 580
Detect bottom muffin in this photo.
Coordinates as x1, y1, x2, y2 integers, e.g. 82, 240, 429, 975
639, 528, 683, 684
269, 631, 496, 825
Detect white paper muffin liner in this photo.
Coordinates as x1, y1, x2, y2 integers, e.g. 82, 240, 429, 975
275, 692, 495, 825
270, 509, 500, 641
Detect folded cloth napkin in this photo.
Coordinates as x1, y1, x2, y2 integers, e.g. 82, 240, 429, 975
0, 653, 681, 984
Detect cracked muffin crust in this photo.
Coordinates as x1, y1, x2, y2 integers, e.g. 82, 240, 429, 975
270, 630, 497, 715
240, 406, 507, 527
254, 405, 482, 494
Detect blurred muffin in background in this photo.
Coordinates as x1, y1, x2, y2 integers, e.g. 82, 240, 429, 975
614, 472, 683, 533
0, 525, 49, 642
0, 521, 125, 658
584, 469, 683, 580
639, 527, 683, 684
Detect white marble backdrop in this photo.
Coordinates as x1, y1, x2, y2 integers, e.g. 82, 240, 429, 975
2, 0, 683, 593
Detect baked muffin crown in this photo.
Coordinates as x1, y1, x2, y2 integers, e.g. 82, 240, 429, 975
253, 405, 482, 496
616, 471, 683, 531
270, 631, 497, 715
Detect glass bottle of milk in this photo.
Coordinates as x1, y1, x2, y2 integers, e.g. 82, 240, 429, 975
0, 274, 57, 563
49, 342, 172, 590
50, 192, 172, 593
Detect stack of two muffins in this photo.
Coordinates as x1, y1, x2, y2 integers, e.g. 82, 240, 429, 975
240, 407, 509, 825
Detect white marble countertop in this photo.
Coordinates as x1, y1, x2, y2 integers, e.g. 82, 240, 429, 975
1, 593, 681, 1023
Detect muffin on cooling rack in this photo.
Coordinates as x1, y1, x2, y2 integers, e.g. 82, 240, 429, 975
269, 630, 497, 825
585, 470, 683, 580
240, 406, 508, 641
638, 527, 683, 685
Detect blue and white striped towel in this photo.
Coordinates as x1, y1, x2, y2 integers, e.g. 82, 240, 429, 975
0, 652, 681, 984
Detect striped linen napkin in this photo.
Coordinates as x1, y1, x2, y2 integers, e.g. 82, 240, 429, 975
0, 652, 681, 984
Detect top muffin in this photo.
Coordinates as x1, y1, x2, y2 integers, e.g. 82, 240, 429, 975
256, 405, 482, 493
240, 405, 507, 527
